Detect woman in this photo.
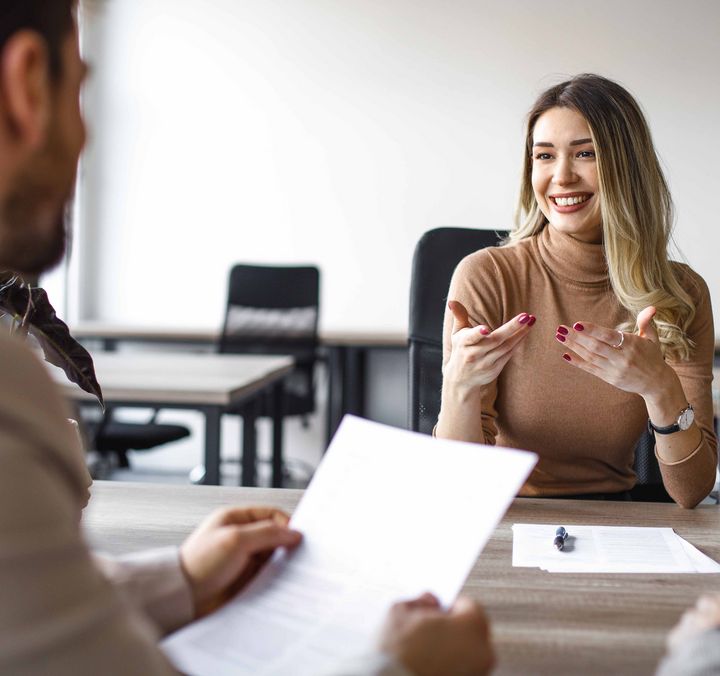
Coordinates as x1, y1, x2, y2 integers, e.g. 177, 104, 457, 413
435, 74, 716, 508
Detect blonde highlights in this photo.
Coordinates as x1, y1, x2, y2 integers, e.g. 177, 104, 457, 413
512, 74, 695, 360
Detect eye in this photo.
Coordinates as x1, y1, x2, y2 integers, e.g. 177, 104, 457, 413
577, 150, 596, 159
534, 152, 553, 161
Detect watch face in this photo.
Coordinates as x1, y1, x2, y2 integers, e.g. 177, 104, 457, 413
679, 406, 694, 431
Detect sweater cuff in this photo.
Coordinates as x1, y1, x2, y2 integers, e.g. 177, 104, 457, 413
656, 627, 720, 676
322, 652, 415, 676
94, 547, 194, 636
655, 438, 704, 467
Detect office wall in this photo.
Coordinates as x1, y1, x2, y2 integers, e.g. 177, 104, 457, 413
75, 0, 720, 335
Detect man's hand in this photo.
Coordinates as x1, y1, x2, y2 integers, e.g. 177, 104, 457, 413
379, 593, 495, 676
180, 506, 302, 617
666, 595, 720, 653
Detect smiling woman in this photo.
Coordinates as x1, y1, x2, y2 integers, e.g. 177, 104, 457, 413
435, 74, 717, 509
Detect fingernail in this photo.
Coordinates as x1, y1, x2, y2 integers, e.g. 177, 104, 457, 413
555, 333, 566, 343
556, 325, 568, 335
518, 313, 530, 324
479, 327, 490, 335
527, 315, 536, 327
562, 353, 572, 362
573, 322, 584, 331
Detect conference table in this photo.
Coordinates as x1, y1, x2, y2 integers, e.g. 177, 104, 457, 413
84, 481, 720, 675
54, 353, 293, 487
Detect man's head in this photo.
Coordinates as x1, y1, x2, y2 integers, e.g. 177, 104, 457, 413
0, 1, 86, 276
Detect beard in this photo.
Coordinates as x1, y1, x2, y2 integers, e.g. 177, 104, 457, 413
0, 125, 77, 278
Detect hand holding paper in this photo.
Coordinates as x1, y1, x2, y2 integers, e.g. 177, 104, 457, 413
180, 506, 302, 617
163, 416, 537, 676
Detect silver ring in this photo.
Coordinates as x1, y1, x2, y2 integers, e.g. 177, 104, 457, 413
611, 330, 624, 349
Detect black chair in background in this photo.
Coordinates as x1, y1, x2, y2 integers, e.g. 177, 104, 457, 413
407, 226, 671, 502
219, 264, 320, 485
408, 227, 507, 435
87, 408, 191, 471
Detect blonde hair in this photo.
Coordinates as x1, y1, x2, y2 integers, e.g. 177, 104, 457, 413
512, 74, 695, 360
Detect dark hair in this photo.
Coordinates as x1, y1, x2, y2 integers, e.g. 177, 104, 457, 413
0, 1, 75, 80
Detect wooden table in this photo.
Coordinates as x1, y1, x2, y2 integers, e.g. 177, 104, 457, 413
84, 481, 720, 676
70, 322, 409, 447
55, 353, 293, 487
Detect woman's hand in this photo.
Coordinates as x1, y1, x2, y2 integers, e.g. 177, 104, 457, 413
443, 300, 536, 399
555, 306, 676, 399
180, 506, 302, 618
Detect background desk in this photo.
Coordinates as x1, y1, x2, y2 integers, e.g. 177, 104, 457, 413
85, 481, 720, 675
70, 322, 409, 446
55, 353, 293, 486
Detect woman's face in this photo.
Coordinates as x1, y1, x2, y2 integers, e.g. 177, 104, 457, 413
531, 106, 602, 244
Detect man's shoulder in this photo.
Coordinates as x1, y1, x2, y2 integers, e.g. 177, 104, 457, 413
0, 329, 91, 503
0, 329, 62, 410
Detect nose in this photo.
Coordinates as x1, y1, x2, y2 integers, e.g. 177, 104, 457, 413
553, 156, 578, 186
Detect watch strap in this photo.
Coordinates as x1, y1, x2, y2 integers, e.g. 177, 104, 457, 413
647, 404, 693, 436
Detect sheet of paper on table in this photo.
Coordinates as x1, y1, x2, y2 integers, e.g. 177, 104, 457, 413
162, 415, 538, 676
512, 523, 720, 573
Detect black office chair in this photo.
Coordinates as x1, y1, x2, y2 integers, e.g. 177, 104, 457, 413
219, 264, 320, 423
87, 407, 191, 470
407, 226, 671, 502
408, 227, 507, 434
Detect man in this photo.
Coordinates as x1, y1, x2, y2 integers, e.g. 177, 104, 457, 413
0, 2, 494, 674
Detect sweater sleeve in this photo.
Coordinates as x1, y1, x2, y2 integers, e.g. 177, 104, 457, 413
93, 548, 194, 637
322, 653, 415, 676
440, 249, 506, 444
655, 627, 720, 676
656, 268, 718, 508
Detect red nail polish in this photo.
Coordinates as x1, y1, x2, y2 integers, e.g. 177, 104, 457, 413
527, 315, 536, 326
573, 322, 584, 331
556, 325, 568, 335
479, 327, 490, 335
518, 313, 530, 324
555, 333, 566, 343
562, 353, 572, 362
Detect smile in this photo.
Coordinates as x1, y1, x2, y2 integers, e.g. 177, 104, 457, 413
549, 194, 592, 206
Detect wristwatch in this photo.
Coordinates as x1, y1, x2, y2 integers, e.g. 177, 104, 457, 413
647, 404, 694, 435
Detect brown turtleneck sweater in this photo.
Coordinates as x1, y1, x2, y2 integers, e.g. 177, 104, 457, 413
440, 225, 717, 507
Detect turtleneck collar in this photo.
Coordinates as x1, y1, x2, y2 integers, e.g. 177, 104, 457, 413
536, 224, 609, 287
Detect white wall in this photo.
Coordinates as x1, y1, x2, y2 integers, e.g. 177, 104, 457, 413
77, 0, 720, 335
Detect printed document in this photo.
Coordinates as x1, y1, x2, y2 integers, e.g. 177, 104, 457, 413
163, 415, 537, 675
512, 524, 720, 573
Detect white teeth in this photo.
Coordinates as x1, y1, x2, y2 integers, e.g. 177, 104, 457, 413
553, 195, 589, 206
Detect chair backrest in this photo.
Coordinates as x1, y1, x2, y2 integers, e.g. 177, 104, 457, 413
219, 264, 320, 358
219, 264, 321, 416
408, 227, 507, 433
407, 227, 670, 501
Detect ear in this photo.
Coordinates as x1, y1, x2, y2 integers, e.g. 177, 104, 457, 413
0, 31, 52, 150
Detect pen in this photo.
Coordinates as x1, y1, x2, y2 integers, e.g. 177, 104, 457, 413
553, 526, 569, 551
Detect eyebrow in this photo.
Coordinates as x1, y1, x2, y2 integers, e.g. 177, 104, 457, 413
532, 138, 594, 148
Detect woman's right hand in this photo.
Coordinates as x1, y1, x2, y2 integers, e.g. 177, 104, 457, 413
443, 300, 535, 398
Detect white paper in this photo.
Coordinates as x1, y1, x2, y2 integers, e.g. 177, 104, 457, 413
512, 524, 720, 574
163, 416, 537, 676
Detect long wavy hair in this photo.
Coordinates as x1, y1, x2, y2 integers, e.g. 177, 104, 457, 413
512, 74, 695, 360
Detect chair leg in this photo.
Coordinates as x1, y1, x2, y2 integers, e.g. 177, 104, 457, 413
116, 449, 131, 469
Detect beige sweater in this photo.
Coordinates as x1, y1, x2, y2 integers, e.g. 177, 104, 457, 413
441, 225, 717, 507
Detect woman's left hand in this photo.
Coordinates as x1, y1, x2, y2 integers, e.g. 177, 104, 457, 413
556, 306, 673, 398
